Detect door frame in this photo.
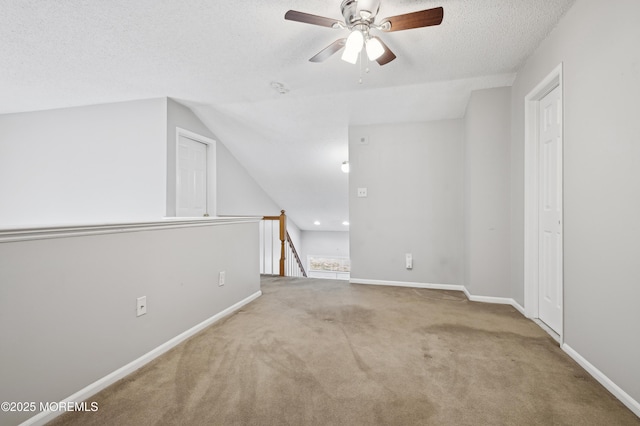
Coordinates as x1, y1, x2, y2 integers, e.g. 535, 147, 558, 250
175, 127, 217, 217
523, 63, 564, 342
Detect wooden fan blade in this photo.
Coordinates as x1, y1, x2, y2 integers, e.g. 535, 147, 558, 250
380, 7, 443, 32
372, 37, 396, 66
285, 10, 341, 28
309, 39, 346, 62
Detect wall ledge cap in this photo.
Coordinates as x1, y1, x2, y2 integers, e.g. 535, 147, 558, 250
0, 216, 261, 243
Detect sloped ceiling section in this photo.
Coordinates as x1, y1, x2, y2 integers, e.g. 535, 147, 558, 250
0, 0, 575, 230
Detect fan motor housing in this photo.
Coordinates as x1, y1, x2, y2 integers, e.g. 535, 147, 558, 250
341, 0, 381, 24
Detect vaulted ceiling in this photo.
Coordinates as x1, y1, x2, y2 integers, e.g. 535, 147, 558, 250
1, 0, 575, 230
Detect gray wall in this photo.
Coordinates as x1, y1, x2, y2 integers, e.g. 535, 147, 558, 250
0, 98, 280, 425
510, 0, 640, 404
0, 99, 167, 227
0, 221, 260, 426
349, 120, 464, 285
464, 87, 512, 297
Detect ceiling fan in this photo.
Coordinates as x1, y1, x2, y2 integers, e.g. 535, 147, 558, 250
285, 0, 443, 66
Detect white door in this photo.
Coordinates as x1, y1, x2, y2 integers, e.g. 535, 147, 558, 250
177, 135, 207, 217
538, 85, 562, 333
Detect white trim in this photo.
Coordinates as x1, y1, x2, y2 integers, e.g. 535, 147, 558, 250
523, 63, 564, 343
350, 278, 464, 292
21, 290, 262, 426
351, 279, 526, 315
175, 127, 216, 146
562, 344, 640, 418
463, 287, 526, 315
0, 217, 261, 244
175, 127, 217, 217
510, 299, 526, 316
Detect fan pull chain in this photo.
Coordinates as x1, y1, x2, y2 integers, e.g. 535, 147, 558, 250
357, 49, 372, 85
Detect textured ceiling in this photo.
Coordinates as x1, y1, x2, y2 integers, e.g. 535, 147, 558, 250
0, 0, 576, 230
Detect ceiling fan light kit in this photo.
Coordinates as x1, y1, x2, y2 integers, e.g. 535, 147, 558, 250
365, 36, 384, 61
341, 25, 385, 63
285, 0, 443, 67
342, 29, 364, 64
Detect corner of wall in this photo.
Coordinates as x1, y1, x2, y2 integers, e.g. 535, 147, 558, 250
463, 86, 512, 299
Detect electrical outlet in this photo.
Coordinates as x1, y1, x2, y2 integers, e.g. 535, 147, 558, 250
358, 135, 369, 145
405, 253, 413, 270
357, 187, 368, 198
218, 271, 226, 286
136, 296, 147, 317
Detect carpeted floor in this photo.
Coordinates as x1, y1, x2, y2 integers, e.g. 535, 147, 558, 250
50, 276, 639, 425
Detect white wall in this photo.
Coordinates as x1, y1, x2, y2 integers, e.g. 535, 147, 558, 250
510, 0, 640, 407
0, 220, 260, 426
166, 98, 218, 217
0, 99, 167, 227
301, 230, 349, 270
464, 87, 511, 297
166, 99, 280, 219
349, 120, 464, 285
286, 218, 303, 257
0, 96, 284, 225
167, 100, 301, 277
215, 142, 282, 218
167, 99, 296, 232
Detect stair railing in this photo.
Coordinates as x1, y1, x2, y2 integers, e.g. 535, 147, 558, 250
261, 210, 307, 277
285, 231, 307, 277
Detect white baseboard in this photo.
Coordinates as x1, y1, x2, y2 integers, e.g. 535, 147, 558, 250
463, 287, 525, 315
22, 290, 262, 426
350, 278, 525, 316
510, 299, 526, 316
349, 278, 464, 292
463, 286, 509, 304
562, 343, 640, 418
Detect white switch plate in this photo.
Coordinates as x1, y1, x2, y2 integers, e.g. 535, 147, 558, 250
358, 135, 369, 145
357, 188, 368, 198
136, 296, 147, 317
405, 253, 413, 270
218, 271, 226, 286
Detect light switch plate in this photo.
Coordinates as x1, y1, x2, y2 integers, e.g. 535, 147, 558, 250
136, 296, 147, 317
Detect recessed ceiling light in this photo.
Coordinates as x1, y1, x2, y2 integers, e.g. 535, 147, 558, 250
342, 221, 350, 226
314, 220, 321, 226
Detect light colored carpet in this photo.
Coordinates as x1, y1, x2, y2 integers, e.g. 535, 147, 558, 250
50, 276, 639, 425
